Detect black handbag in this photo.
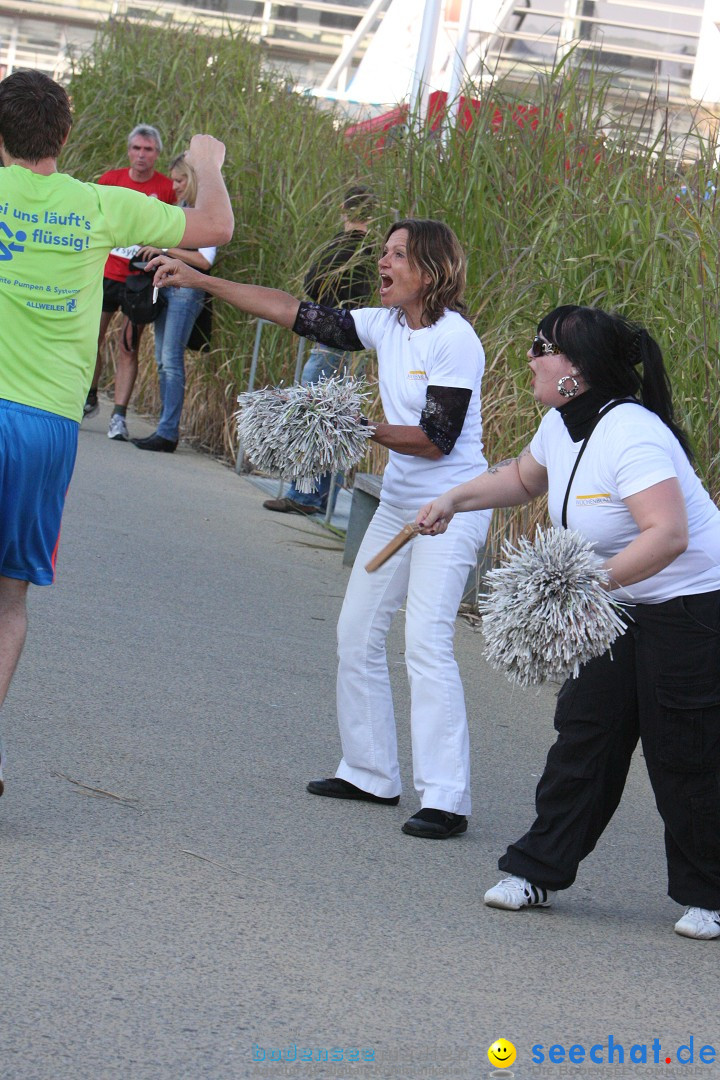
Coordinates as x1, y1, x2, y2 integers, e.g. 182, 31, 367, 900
120, 265, 166, 351
122, 272, 165, 326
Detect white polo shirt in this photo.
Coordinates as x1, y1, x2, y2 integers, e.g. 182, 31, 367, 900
530, 403, 720, 603
351, 307, 487, 508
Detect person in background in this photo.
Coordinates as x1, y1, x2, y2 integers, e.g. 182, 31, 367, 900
83, 124, 176, 441
417, 304, 720, 939
132, 153, 217, 453
263, 184, 375, 515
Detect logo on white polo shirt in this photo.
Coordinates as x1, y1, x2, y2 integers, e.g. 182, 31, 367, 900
575, 492, 611, 506
407, 369, 427, 381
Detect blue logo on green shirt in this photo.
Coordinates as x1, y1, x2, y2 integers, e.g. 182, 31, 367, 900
0, 222, 27, 260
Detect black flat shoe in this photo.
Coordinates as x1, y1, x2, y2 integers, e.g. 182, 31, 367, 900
132, 433, 177, 453
306, 777, 399, 805
401, 808, 468, 838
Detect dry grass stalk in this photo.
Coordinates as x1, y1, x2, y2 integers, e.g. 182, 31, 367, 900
54, 772, 140, 807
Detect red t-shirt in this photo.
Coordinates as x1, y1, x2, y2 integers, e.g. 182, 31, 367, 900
98, 168, 177, 282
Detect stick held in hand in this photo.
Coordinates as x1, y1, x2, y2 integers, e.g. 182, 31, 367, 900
365, 524, 419, 573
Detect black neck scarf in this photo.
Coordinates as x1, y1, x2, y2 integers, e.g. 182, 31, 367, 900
557, 388, 615, 442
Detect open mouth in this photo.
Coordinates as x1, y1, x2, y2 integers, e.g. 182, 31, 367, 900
379, 273, 392, 293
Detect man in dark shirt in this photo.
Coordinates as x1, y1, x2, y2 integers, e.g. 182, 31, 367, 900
263, 185, 375, 516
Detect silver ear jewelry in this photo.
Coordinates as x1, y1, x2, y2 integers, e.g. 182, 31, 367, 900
557, 375, 579, 398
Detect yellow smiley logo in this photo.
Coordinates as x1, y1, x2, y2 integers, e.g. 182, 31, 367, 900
488, 1039, 517, 1068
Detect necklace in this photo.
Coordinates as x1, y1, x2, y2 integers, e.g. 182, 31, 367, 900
403, 312, 426, 340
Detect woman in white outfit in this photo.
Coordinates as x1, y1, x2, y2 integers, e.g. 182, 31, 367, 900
149, 219, 490, 838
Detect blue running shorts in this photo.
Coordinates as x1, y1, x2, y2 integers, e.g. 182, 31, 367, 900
0, 399, 79, 586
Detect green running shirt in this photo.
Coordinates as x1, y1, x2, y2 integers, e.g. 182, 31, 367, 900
0, 166, 185, 421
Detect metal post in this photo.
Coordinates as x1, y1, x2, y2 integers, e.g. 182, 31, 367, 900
260, 0, 273, 39
248, 318, 267, 393
560, 0, 582, 52
276, 337, 308, 496
319, 0, 390, 93
443, 0, 474, 139
338, 36, 350, 95
408, 0, 443, 126
6, 23, 18, 74
324, 471, 339, 525
293, 336, 307, 385
235, 317, 269, 473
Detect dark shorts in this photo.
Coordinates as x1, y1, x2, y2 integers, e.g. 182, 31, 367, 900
102, 276, 127, 313
0, 399, 78, 586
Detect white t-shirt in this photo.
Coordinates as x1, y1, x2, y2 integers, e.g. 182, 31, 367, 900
530, 403, 720, 603
351, 307, 487, 507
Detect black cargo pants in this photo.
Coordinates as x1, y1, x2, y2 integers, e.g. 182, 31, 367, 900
499, 590, 720, 908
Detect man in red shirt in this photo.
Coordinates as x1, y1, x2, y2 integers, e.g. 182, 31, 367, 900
84, 124, 176, 441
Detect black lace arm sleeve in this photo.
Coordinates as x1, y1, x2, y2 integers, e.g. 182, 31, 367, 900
292, 301, 365, 351
419, 385, 472, 455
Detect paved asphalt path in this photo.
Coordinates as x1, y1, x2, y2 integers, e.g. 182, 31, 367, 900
1, 400, 717, 1080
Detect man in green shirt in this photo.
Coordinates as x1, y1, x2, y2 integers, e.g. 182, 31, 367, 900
0, 69, 233, 796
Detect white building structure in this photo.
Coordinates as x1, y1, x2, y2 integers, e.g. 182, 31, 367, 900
0, 0, 717, 135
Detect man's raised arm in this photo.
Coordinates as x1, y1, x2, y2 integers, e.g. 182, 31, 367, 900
180, 134, 234, 248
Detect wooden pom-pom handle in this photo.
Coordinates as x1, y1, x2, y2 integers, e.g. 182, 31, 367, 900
364, 524, 420, 573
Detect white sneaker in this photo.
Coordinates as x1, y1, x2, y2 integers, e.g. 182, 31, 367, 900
674, 906, 720, 940
484, 874, 556, 910
108, 414, 129, 441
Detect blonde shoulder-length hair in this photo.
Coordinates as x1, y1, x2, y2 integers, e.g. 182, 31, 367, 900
169, 152, 197, 207
385, 218, 467, 327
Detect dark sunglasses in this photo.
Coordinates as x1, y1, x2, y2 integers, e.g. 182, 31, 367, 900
531, 336, 561, 357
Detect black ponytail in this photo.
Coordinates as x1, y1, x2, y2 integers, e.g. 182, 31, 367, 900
537, 306, 693, 461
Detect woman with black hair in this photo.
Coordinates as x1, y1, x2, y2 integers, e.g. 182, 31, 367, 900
150, 219, 491, 839
417, 304, 720, 939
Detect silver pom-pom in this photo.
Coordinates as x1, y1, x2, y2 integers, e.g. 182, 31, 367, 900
235, 375, 373, 493
478, 527, 627, 686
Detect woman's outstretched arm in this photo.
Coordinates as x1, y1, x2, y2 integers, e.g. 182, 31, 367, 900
149, 256, 300, 328
138, 245, 212, 271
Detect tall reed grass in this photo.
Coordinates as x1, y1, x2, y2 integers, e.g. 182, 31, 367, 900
64, 20, 720, 552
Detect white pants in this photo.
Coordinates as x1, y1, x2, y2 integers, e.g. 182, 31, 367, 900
335, 500, 491, 815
